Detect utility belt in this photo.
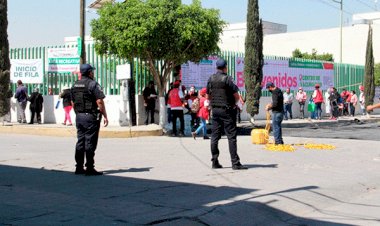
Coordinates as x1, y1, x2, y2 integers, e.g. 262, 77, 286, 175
212, 105, 235, 110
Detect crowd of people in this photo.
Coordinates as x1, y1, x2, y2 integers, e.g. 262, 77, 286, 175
282, 84, 367, 121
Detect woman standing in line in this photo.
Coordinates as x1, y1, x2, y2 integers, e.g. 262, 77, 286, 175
192, 88, 210, 140
60, 85, 73, 126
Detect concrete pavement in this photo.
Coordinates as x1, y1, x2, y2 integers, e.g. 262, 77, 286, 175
1, 114, 379, 138
0, 132, 379, 225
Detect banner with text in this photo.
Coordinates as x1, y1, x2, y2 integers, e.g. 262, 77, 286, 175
236, 57, 334, 92
47, 48, 80, 73
10, 59, 44, 84
181, 56, 219, 89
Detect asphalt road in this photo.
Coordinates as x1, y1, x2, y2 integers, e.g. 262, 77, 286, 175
1, 133, 380, 225
283, 121, 380, 141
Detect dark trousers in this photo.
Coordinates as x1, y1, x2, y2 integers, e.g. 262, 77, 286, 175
272, 111, 284, 145
30, 110, 41, 124
145, 106, 155, 125
298, 102, 305, 118
284, 103, 293, 120
75, 113, 101, 169
190, 112, 199, 131
350, 104, 355, 116
171, 109, 184, 135
315, 103, 322, 119
211, 107, 240, 165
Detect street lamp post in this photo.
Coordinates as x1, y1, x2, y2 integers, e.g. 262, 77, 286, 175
332, 0, 343, 63
80, 0, 86, 64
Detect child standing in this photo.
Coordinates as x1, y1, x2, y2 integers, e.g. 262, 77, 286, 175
192, 88, 210, 140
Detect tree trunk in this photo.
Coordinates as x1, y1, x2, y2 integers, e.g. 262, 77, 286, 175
364, 25, 375, 111
244, 0, 264, 119
0, 0, 11, 118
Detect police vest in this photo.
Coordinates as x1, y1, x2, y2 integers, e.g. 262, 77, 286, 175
209, 73, 234, 108
72, 78, 98, 113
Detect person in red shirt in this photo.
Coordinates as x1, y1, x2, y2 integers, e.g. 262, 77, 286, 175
312, 84, 324, 120
192, 88, 210, 140
340, 89, 351, 116
168, 80, 185, 137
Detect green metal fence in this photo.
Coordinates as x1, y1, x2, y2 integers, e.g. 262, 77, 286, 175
10, 45, 365, 96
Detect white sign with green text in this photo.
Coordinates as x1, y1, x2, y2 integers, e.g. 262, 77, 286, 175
10, 59, 43, 84
47, 48, 80, 73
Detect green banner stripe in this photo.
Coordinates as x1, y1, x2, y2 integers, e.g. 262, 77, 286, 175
289, 60, 323, 69
48, 58, 80, 65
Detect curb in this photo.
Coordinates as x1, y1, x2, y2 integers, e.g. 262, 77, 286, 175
0, 125, 163, 138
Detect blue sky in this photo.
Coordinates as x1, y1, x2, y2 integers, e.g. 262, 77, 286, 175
8, 0, 379, 48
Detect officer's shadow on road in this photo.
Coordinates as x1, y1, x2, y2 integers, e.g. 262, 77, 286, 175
0, 164, 367, 225
103, 167, 153, 175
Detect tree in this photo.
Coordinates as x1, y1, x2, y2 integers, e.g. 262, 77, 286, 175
374, 63, 380, 86
292, 48, 334, 62
0, 0, 11, 118
244, 0, 263, 119
91, 0, 225, 126
364, 25, 375, 110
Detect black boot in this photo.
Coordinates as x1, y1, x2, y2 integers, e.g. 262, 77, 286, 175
75, 167, 86, 175
232, 162, 248, 170
85, 168, 103, 176
212, 159, 223, 169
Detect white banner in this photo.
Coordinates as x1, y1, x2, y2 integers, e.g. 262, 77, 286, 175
47, 48, 80, 73
181, 56, 219, 89
236, 57, 334, 92
10, 59, 44, 84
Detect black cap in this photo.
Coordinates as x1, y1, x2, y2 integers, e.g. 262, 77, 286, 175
80, 64, 95, 74
266, 82, 274, 89
216, 59, 227, 68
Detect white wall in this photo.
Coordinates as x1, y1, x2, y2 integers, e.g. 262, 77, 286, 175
219, 23, 380, 65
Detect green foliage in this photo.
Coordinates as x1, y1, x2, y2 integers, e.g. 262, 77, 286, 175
374, 63, 380, 86
244, 0, 263, 116
364, 26, 375, 108
91, 0, 225, 96
0, 0, 11, 117
292, 48, 334, 62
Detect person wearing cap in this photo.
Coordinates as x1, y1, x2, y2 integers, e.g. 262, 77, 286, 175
296, 87, 307, 119
312, 84, 324, 120
265, 82, 284, 145
14, 80, 28, 123
27, 87, 44, 124
206, 58, 247, 170
59, 85, 73, 126
167, 80, 185, 137
71, 64, 108, 176
143, 81, 158, 125
192, 87, 210, 140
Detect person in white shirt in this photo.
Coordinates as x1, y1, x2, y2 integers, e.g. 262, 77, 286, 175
283, 88, 294, 120
324, 88, 331, 118
295, 87, 307, 119
359, 85, 366, 115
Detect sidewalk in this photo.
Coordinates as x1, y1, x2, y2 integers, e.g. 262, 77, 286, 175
1, 114, 379, 138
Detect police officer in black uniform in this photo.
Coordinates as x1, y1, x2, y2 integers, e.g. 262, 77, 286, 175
206, 59, 247, 170
71, 64, 109, 176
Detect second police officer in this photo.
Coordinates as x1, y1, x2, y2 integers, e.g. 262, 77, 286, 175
71, 64, 109, 176
206, 59, 248, 170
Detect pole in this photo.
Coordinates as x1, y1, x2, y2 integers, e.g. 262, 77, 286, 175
339, 0, 343, 63
80, 0, 86, 64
